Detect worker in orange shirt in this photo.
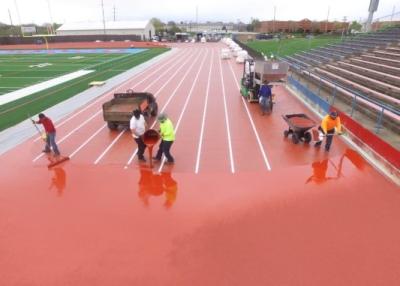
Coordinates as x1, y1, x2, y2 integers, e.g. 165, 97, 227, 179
314, 110, 342, 152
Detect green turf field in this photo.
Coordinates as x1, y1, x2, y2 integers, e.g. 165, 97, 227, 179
245, 35, 342, 58
0, 48, 168, 131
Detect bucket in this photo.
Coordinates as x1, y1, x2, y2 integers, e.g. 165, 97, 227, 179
143, 129, 160, 167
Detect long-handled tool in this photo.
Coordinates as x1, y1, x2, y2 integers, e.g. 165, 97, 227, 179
30, 116, 47, 142
30, 115, 70, 168
311, 128, 345, 142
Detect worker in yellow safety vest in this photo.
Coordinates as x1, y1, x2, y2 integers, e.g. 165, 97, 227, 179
314, 110, 342, 152
153, 113, 175, 164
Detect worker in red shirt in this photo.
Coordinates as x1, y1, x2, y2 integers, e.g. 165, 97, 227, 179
314, 110, 342, 152
32, 113, 60, 156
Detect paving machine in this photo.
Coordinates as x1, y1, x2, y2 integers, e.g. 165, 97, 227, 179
240, 59, 289, 103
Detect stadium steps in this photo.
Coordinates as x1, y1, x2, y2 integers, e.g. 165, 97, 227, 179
335, 61, 400, 88
349, 58, 400, 77
292, 54, 323, 66
324, 64, 400, 100
300, 51, 332, 63
310, 49, 345, 60
326, 44, 364, 54
346, 39, 388, 47
317, 47, 354, 56
385, 47, 400, 54
305, 71, 400, 134
360, 54, 400, 68
284, 56, 311, 69
372, 50, 400, 60
314, 67, 400, 107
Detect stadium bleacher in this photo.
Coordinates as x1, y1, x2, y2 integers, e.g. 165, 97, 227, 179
284, 26, 400, 137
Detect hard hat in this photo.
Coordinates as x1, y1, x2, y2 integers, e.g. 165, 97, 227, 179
329, 110, 338, 119
158, 113, 167, 122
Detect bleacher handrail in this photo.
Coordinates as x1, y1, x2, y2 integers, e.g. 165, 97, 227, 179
280, 57, 400, 117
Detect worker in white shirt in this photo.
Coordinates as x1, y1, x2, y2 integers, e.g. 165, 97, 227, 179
130, 109, 147, 161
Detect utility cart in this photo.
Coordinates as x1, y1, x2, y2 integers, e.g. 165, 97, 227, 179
282, 113, 316, 144
102, 90, 158, 130
240, 58, 289, 103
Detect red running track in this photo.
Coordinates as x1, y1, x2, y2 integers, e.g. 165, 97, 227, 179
0, 43, 399, 286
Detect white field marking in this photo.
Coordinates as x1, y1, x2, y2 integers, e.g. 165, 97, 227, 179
33, 49, 188, 142
124, 48, 204, 168
0, 77, 51, 79
195, 49, 214, 174
0, 70, 94, 106
227, 61, 272, 171
93, 129, 126, 165
103, 49, 197, 167
32, 110, 102, 162
29, 63, 52, 68
157, 49, 209, 173
218, 50, 235, 174
68, 124, 107, 158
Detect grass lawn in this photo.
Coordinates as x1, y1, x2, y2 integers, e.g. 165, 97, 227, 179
0, 48, 168, 131
245, 36, 342, 58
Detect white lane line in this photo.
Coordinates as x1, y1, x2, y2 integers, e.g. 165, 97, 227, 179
227, 61, 272, 171
218, 50, 235, 173
69, 124, 107, 158
96, 49, 198, 166
157, 49, 209, 173
94, 130, 126, 164
32, 110, 102, 162
124, 48, 204, 169
195, 49, 214, 174
33, 49, 187, 142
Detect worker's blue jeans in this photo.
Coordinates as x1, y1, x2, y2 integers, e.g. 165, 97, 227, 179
45, 132, 60, 155
155, 140, 174, 163
259, 96, 271, 114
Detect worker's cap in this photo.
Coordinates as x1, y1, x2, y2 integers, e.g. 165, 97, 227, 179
329, 111, 338, 119
157, 113, 167, 122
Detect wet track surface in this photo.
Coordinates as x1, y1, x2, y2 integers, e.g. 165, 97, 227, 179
0, 43, 399, 286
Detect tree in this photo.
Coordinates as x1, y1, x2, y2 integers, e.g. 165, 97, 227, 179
349, 21, 362, 32
246, 18, 261, 32
151, 18, 166, 35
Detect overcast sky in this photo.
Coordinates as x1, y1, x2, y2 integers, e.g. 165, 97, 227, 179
1, 0, 399, 25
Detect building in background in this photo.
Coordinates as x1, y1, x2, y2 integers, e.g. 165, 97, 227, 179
176, 21, 236, 33
56, 20, 155, 40
256, 19, 349, 33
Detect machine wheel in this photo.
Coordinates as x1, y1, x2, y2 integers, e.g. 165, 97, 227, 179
304, 132, 312, 143
292, 133, 300, 144
283, 130, 290, 138
107, 121, 118, 130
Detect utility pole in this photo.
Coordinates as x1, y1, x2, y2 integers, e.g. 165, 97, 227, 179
196, 6, 198, 32
8, 9, 13, 26
113, 5, 116, 21
273, 6, 276, 33
14, 0, 23, 36
391, 6, 396, 21
101, 0, 106, 36
325, 6, 330, 33
47, 0, 54, 34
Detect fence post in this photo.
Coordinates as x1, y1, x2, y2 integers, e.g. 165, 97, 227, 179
331, 85, 337, 105
350, 95, 357, 117
317, 76, 322, 96
375, 107, 384, 134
